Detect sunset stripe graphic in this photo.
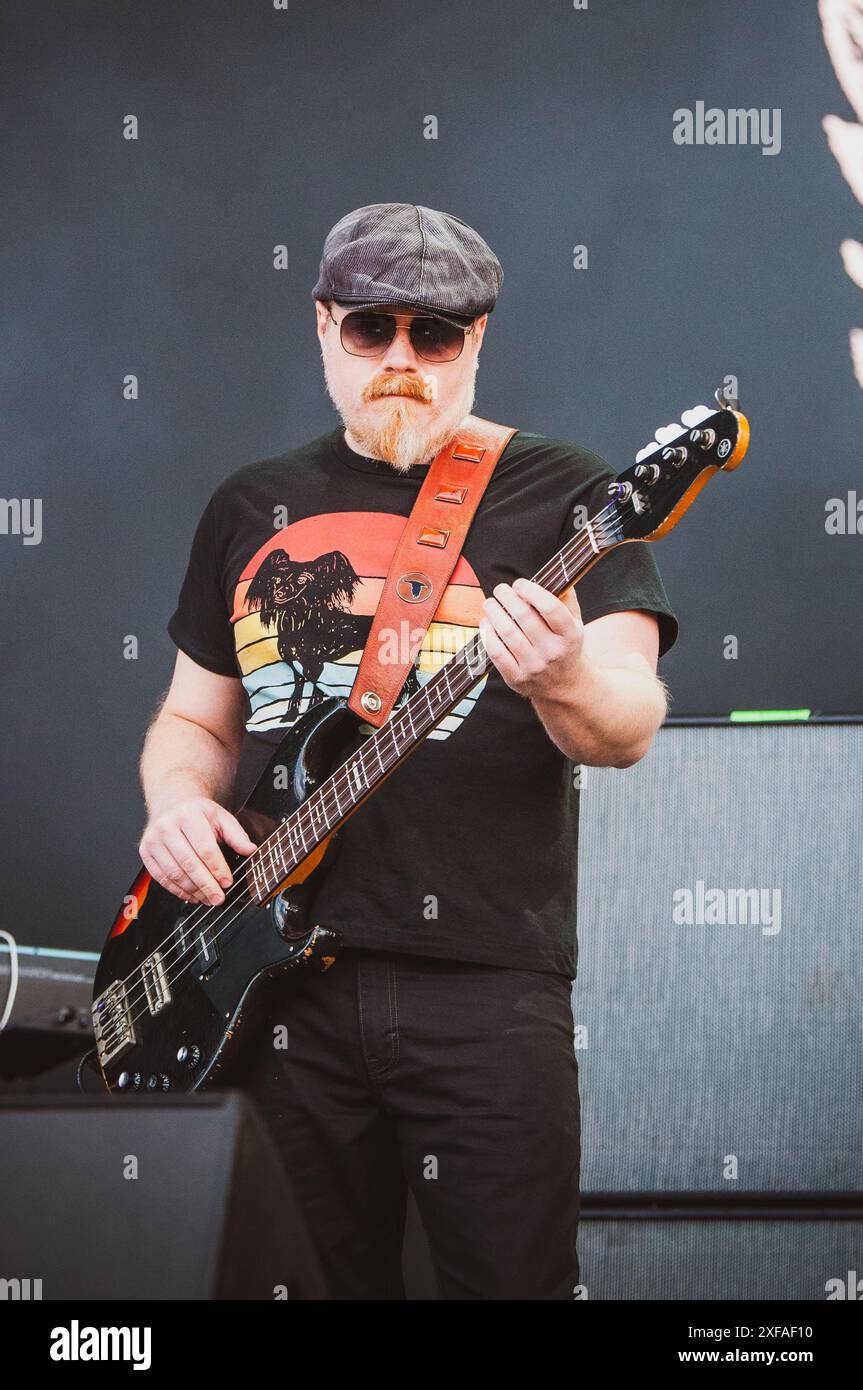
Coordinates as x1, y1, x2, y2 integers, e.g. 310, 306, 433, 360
231, 512, 489, 739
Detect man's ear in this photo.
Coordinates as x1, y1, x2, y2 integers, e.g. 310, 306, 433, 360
473, 312, 489, 351
314, 298, 330, 343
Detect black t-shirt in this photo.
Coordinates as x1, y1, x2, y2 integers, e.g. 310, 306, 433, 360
167, 424, 678, 978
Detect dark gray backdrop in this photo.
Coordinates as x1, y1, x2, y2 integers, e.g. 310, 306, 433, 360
2, 0, 861, 947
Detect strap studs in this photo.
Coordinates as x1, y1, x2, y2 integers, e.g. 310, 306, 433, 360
417, 525, 449, 548
451, 444, 486, 463
434, 485, 468, 504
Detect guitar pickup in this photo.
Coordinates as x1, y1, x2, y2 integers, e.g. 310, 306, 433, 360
195, 924, 220, 977
141, 951, 171, 1015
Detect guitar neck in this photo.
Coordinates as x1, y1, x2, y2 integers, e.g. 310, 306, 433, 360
245, 500, 625, 903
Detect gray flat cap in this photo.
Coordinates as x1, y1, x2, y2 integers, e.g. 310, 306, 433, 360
312, 202, 504, 327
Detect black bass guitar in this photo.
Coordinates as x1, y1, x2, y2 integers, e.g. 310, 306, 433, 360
92, 389, 750, 1093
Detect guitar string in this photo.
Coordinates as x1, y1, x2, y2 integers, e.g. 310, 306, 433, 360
94, 498, 632, 1054
95, 493, 641, 1053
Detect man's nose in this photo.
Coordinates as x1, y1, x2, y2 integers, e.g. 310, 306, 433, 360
378, 323, 420, 371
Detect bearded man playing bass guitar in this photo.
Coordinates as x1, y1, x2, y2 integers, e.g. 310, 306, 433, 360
137, 203, 678, 1300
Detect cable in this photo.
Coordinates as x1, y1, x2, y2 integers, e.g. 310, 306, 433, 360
76, 1045, 101, 1093
0, 929, 20, 1031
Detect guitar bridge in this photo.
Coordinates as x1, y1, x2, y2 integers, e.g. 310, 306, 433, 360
92, 980, 137, 1067
141, 950, 171, 1015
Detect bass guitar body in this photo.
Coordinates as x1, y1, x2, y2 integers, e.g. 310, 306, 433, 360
92, 697, 362, 1094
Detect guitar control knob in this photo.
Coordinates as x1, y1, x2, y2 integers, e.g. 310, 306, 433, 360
117, 1071, 130, 1089
131, 1073, 143, 1091
159, 1074, 172, 1091
661, 447, 688, 469
273, 892, 306, 941
146, 1074, 159, 1090
176, 1044, 201, 1068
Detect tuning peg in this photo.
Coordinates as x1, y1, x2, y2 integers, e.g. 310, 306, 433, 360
635, 462, 662, 484
607, 480, 633, 501
688, 427, 716, 450
661, 446, 688, 469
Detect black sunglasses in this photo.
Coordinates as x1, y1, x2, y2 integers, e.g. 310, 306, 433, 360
326, 306, 475, 363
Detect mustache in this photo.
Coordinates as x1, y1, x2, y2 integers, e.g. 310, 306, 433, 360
363, 374, 432, 403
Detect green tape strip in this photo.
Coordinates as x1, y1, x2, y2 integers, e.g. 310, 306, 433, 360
729, 709, 812, 723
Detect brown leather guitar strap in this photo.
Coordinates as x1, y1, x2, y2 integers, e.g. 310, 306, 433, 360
347, 413, 518, 728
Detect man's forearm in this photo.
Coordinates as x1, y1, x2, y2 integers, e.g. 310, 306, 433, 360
140, 712, 240, 818
530, 654, 668, 768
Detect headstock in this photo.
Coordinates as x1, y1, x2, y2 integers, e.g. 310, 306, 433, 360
606, 387, 750, 542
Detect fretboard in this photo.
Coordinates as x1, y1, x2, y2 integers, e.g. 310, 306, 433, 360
245, 500, 625, 903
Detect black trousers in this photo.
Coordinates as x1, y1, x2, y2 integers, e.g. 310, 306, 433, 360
238, 946, 581, 1300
